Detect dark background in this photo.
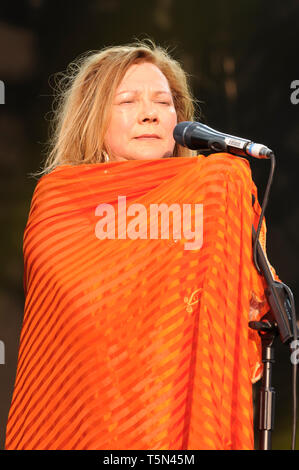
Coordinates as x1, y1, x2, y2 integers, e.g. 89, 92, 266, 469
0, 0, 298, 450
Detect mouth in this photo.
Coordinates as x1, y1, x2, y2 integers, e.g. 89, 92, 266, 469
134, 134, 161, 139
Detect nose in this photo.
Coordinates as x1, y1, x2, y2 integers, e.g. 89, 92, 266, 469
138, 100, 159, 124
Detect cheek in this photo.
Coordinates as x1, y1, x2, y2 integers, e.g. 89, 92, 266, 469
171, 108, 178, 125
105, 111, 132, 149
114, 108, 135, 132
165, 110, 177, 141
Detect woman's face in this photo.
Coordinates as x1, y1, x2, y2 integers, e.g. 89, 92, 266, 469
104, 62, 177, 161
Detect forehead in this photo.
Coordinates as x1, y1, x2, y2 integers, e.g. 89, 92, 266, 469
116, 62, 171, 92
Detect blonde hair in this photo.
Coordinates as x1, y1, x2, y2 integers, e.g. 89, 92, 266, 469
35, 39, 198, 176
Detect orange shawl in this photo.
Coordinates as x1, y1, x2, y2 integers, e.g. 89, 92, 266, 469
6, 154, 271, 450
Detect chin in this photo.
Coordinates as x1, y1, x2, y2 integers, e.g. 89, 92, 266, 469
114, 147, 174, 161
136, 154, 164, 160
131, 149, 174, 160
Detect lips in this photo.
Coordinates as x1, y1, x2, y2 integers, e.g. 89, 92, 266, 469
135, 134, 161, 139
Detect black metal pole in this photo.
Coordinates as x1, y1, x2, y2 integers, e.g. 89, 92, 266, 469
258, 326, 277, 450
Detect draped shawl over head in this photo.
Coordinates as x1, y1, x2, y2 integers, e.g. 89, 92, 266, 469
5, 154, 274, 450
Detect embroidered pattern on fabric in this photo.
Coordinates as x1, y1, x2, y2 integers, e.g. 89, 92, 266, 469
184, 288, 202, 313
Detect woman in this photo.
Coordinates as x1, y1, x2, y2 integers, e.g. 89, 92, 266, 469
5, 40, 272, 450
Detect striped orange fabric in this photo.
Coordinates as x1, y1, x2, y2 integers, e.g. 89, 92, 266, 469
6, 153, 272, 450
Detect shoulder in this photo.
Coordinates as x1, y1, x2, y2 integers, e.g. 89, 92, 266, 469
196, 152, 252, 182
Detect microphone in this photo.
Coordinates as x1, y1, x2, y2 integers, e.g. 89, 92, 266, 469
173, 121, 274, 159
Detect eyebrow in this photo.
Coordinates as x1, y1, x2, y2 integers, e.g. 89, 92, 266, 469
116, 90, 172, 96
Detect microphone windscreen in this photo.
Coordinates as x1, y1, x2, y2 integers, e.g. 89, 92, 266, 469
173, 121, 191, 146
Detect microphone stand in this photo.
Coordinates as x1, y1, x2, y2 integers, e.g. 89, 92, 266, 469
249, 226, 295, 450
250, 311, 277, 450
